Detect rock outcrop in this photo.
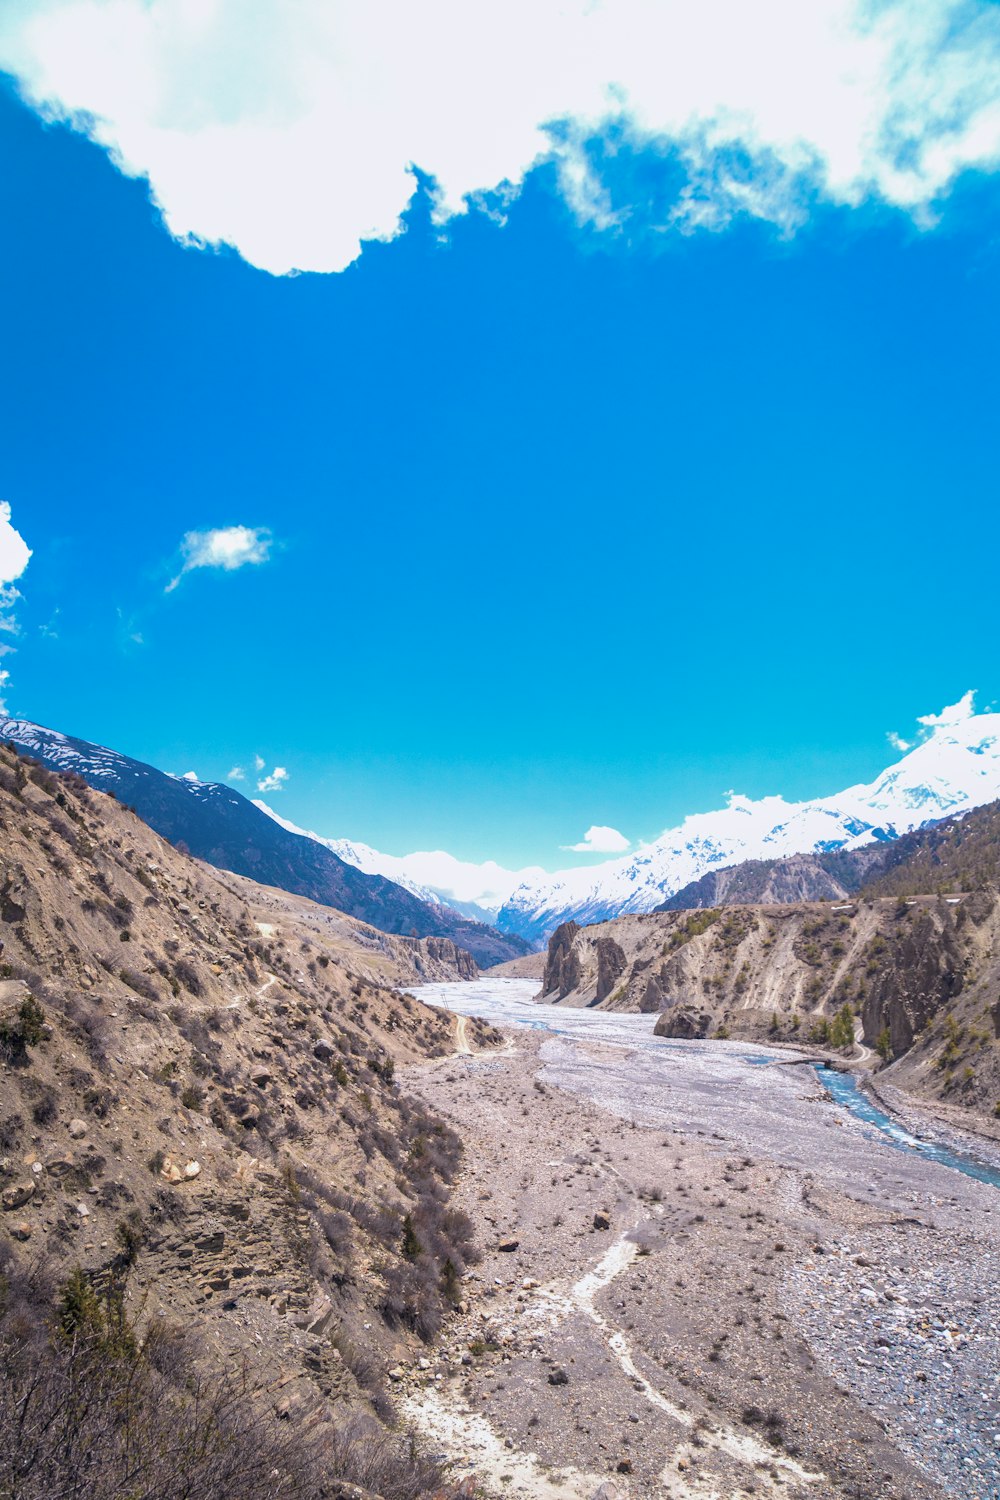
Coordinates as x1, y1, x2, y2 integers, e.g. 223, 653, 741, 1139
541, 893, 1000, 1119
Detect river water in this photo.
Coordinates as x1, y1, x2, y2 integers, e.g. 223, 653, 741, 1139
410, 976, 1000, 1194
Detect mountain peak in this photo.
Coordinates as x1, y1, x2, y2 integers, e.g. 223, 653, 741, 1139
495, 707, 1000, 942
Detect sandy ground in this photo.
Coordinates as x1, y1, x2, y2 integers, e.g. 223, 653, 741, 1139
393, 981, 1000, 1500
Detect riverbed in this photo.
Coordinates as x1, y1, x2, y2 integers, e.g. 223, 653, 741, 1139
401, 977, 1000, 1500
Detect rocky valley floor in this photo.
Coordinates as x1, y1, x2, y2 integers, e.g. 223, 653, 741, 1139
394, 981, 1000, 1500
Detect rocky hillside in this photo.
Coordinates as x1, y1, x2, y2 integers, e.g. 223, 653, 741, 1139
0, 716, 531, 969
541, 895, 1000, 1121
0, 743, 496, 1497
659, 847, 893, 909
661, 799, 1000, 912
862, 799, 1000, 898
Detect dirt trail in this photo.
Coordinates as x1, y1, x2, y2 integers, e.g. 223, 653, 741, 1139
454, 1014, 474, 1054
523, 1232, 820, 1496
852, 1017, 874, 1064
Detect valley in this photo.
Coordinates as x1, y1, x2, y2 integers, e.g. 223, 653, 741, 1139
4, 734, 1000, 1499
396, 979, 1000, 1500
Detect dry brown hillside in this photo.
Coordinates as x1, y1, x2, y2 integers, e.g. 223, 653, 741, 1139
542, 894, 1000, 1122
0, 743, 495, 1498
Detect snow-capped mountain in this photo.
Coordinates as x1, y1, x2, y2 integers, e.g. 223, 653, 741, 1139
253, 801, 543, 922
495, 695, 1000, 943
0, 716, 532, 966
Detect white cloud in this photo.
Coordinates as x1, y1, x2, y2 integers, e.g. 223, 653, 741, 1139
166, 525, 271, 591
0, 502, 31, 587
227, 765, 245, 781
0, 502, 31, 710
1, 1, 998, 275
917, 690, 977, 729
257, 765, 288, 793
562, 824, 631, 854
254, 754, 265, 772
887, 690, 980, 754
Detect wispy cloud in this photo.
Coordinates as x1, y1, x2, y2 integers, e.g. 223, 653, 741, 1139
1, 1, 998, 275
227, 765, 246, 782
257, 765, 288, 794
888, 690, 979, 754
562, 824, 630, 854
166, 526, 272, 592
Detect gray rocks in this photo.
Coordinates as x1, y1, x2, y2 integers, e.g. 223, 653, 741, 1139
67, 1118, 88, 1140
653, 1005, 713, 1040
160, 1154, 202, 1183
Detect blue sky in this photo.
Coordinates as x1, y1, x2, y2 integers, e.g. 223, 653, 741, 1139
1, 0, 999, 870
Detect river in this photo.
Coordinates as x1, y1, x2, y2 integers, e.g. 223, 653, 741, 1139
410, 976, 1000, 1194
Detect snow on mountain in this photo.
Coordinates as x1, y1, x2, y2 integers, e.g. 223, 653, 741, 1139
495, 696, 1000, 943
252, 801, 544, 923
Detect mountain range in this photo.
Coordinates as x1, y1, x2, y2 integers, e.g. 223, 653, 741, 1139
0, 717, 530, 967
5, 699, 1000, 951
252, 803, 543, 924
493, 699, 1000, 941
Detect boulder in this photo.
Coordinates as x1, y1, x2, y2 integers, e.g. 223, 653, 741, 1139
654, 1005, 713, 1040
8, 1221, 31, 1241
498, 1237, 519, 1253
44, 1155, 76, 1178
160, 1153, 202, 1184
593, 1211, 611, 1231
67, 1119, 88, 1140
313, 1039, 335, 1062
2, 1181, 35, 1211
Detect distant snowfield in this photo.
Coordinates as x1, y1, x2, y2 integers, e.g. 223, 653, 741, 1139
261, 695, 1000, 942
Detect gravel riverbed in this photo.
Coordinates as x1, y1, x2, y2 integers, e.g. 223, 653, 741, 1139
398, 979, 1000, 1500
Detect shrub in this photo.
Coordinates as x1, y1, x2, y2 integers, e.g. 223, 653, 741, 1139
31, 1087, 59, 1127
172, 958, 203, 997
0, 995, 46, 1061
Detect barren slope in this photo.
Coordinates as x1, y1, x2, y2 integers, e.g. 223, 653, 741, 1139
0, 744, 496, 1496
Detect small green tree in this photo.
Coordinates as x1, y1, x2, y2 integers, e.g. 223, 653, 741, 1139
401, 1214, 422, 1261
876, 1026, 892, 1062
829, 1003, 855, 1050
440, 1257, 460, 1303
